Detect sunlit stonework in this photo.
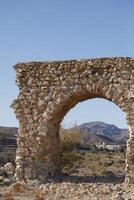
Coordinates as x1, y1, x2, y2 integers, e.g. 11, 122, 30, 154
11, 57, 134, 184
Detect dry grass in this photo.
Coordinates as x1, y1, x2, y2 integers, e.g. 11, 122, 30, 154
60, 125, 126, 177
61, 150, 126, 176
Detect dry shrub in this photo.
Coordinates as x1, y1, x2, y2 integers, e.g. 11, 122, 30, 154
60, 126, 82, 152
10, 182, 25, 193
4, 195, 14, 200
9, 181, 26, 194
5, 181, 26, 200
32, 189, 45, 200
34, 197, 44, 200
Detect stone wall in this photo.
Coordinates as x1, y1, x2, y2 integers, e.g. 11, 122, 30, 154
11, 57, 134, 184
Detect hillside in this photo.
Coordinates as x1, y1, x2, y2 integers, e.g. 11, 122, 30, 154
78, 121, 128, 144
0, 122, 128, 147
0, 127, 17, 164
0, 126, 17, 146
0, 126, 18, 136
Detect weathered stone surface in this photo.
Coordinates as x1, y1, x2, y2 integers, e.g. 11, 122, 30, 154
0, 176, 4, 182
24, 167, 32, 179
4, 162, 15, 176
3, 178, 11, 185
11, 57, 134, 184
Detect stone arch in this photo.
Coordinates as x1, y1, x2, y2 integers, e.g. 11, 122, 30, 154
11, 57, 134, 184
62, 97, 128, 128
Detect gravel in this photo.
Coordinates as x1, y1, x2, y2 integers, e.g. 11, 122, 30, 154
1, 182, 134, 200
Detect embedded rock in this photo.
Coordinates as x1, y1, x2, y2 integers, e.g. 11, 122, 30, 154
4, 162, 15, 176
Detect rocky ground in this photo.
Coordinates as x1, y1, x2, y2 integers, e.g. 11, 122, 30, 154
0, 179, 134, 200
0, 150, 133, 200
29, 181, 134, 200
0, 140, 132, 200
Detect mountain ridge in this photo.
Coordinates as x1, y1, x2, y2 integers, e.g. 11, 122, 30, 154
78, 121, 128, 144
0, 121, 128, 145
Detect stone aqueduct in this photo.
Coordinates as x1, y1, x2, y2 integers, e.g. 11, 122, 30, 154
11, 57, 134, 184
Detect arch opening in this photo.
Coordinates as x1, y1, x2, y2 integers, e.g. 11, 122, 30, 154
60, 98, 128, 183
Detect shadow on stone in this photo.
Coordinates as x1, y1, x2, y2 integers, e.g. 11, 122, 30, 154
51, 174, 125, 184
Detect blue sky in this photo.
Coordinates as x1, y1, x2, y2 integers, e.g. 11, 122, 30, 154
0, 0, 134, 128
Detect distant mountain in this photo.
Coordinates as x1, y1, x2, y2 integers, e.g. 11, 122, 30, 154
0, 122, 129, 148
78, 121, 128, 144
0, 122, 129, 164
0, 126, 18, 136
0, 127, 17, 164
0, 126, 17, 143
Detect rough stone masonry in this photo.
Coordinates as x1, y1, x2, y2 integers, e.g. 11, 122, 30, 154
11, 57, 134, 184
